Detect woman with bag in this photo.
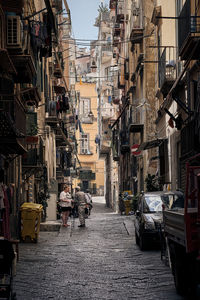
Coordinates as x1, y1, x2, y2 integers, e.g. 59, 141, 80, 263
59, 185, 73, 227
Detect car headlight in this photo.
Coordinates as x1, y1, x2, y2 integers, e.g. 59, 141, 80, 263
144, 221, 155, 230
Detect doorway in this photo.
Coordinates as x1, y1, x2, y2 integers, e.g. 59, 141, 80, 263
82, 180, 89, 192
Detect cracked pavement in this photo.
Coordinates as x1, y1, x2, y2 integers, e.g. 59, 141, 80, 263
14, 197, 182, 300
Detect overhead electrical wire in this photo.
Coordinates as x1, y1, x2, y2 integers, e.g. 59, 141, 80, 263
59, 31, 154, 47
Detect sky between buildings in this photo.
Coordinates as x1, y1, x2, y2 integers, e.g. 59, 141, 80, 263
67, 0, 110, 43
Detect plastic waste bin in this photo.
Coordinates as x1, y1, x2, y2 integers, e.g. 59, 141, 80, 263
124, 199, 131, 215
20, 203, 43, 242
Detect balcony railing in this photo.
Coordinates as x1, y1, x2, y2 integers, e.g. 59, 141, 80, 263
79, 170, 96, 180
178, 0, 200, 59
112, 129, 119, 160
0, 94, 26, 154
130, 3, 143, 44
22, 148, 37, 166
158, 47, 177, 96
102, 45, 112, 53
26, 112, 37, 136
116, 5, 125, 24
114, 23, 121, 36
79, 114, 94, 124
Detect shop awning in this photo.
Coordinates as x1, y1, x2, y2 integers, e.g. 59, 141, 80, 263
137, 138, 167, 151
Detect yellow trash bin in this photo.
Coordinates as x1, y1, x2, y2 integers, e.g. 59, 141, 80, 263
124, 199, 131, 216
20, 203, 43, 242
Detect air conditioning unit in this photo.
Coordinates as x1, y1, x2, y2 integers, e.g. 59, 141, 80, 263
7, 16, 22, 48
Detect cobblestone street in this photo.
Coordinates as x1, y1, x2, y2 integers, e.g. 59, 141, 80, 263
14, 197, 182, 300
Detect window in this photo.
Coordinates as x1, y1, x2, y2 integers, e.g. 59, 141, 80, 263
80, 98, 90, 116
80, 133, 89, 154
105, 67, 112, 81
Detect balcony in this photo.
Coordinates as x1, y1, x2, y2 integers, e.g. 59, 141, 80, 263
113, 37, 121, 47
45, 114, 69, 146
53, 84, 66, 94
26, 112, 38, 136
99, 139, 111, 156
178, 0, 200, 60
102, 45, 112, 53
101, 103, 114, 119
130, 14, 143, 44
79, 170, 96, 180
158, 47, 177, 97
0, 0, 24, 13
102, 45, 112, 63
79, 114, 94, 124
53, 63, 62, 78
56, 167, 64, 183
181, 119, 199, 157
116, 6, 125, 24
0, 49, 17, 74
11, 54, 36, 83
5, 15, 37, 82
22, 148, 38, 166
0, 94, 26, 154
120, 131, 130, 154
112, 129, 119, 160
20, 86, 41, 107
22, 140, 45, 180
113, 23, 121, 37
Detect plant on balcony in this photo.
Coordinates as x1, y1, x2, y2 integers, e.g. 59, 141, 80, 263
145, 173, 161, 192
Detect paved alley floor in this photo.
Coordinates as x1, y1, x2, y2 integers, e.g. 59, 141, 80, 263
14, 197, 182, 300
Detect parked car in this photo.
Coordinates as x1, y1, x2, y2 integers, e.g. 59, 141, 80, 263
134, 191, 184, 250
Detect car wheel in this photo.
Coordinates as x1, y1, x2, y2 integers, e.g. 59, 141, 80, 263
135, 230, 139, 245
139, 234, 146, 251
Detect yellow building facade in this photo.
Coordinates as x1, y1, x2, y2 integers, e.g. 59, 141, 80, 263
74, 82, 105, 195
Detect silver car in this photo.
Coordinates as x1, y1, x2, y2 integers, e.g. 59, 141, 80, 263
134, 191, 184, 250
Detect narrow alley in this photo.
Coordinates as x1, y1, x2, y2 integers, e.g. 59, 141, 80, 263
14, 198, 181, 300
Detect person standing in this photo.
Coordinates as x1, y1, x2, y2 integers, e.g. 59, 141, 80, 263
75, 186, 87, 227
85, 189, 93, 216
59, 185, 73, 227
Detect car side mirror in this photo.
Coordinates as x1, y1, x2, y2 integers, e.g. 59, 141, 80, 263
136, 210, 140, 217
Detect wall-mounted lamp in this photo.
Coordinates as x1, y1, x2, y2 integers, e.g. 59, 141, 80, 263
88, 111, 94, 118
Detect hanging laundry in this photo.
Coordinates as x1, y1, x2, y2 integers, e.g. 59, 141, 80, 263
49, 101, 57, 116
56, 100, 60, 115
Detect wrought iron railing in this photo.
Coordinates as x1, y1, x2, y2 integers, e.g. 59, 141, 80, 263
158, 47, 177, 89
178, 0, 200, 52
0, 94, 26, 138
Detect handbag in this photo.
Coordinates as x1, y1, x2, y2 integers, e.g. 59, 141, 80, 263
85, 207, 88, 214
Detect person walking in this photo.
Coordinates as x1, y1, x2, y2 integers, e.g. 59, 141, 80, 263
59, 185, 73, 227
85, 189, 93, 216
75, 186, 87, 227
